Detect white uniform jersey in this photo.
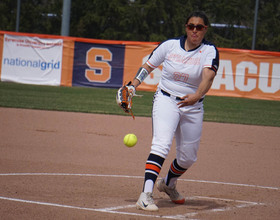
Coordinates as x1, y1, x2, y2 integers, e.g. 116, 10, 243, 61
147, 35, 219, 97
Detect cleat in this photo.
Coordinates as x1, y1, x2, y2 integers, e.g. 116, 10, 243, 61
156, 179, 185, 204
136, 192, 159, 211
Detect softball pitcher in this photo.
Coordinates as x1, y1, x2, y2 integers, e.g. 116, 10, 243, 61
120, 11, 219, 211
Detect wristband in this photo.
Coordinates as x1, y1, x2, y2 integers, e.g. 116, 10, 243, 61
135, 67, 149, 83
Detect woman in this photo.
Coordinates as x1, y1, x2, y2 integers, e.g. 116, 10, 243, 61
126, 11, 219, 211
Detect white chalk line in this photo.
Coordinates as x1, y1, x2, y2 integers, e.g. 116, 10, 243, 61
0, 196, 155, 219
0, 195, 264, 220
180, 178, 280, 190
163, 196, 264, 219
0, 173, 279, 191
0, 196, 189, 220
184, 196, 265, 217
0, 173, 178, 220
0, 173, 272, 219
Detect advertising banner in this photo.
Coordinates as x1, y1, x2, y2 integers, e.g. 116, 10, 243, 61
72, 42, 125, 88
1, 34, 63, 85
0, 31, 279, 101
209, 48, 280, 100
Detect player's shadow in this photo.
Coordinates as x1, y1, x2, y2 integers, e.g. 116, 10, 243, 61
126, 197, 226, 211
156, 197, 226, 210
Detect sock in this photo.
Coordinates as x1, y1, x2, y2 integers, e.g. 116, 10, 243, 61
143, 153, 165, 193
165, 159, 187, 187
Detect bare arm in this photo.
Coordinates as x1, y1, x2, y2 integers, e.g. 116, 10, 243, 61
177, 68, 216, 108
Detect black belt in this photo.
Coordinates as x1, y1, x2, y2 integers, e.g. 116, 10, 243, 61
161, 90, 204, 102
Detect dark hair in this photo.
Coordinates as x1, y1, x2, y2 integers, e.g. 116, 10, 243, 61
185, 11, 210, 26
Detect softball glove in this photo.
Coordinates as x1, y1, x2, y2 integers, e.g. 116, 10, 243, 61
116, 81, 136, 119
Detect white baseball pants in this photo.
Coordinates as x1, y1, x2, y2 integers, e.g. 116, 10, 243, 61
150, 90, 204, 169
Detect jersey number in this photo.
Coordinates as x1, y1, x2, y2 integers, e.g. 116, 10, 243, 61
85, 47, 112, 83
173, 72, 189, 83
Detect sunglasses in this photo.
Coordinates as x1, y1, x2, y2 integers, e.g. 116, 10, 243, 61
186, 24, 207, 31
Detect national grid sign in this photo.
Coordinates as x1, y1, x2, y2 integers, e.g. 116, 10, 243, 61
1, 34, 63, 86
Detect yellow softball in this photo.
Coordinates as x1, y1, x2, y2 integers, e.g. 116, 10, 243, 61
123, 133, 138, 147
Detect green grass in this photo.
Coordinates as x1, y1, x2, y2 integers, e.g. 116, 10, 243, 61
203, 96, 280, 127
1, 82, 279, 127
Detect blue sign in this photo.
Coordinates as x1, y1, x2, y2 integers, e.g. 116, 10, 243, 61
72, 42, 125, 88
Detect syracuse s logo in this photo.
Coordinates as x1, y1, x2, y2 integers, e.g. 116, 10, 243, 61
85, 47, 112, 83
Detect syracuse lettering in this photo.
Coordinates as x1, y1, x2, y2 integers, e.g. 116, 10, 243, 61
212, 60, 280, 93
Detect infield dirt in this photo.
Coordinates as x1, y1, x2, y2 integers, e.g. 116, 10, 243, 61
0, 107, 279, 219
